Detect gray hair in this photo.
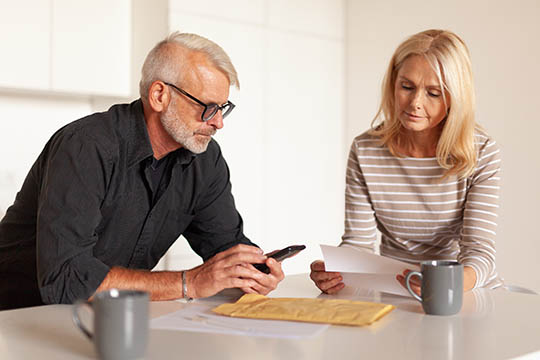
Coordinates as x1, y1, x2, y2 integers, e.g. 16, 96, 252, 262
139, 31, 239, 101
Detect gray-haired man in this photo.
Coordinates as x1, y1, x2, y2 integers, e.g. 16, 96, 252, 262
0, 32, 283, 310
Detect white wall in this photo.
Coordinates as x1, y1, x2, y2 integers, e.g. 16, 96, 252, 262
5, 1, 534, 292
0, 94, 92, 216
159, 0, 347, 274
346, 0, 540, 292
0, 1, 347, 277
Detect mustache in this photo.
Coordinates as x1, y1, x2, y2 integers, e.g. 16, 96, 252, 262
195, 128, 216, 136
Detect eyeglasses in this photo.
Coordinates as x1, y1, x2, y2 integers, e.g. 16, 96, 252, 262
163, 82, 235, 122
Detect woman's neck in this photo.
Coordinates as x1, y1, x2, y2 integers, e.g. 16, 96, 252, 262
396, 127, 442, 158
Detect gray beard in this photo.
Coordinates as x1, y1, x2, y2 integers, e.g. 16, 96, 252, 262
160, 103, 212, 154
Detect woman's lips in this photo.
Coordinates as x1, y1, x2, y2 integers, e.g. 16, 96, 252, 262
405, 112, 424, 119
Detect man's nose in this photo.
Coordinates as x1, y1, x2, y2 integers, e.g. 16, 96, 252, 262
206, 111, 224, 129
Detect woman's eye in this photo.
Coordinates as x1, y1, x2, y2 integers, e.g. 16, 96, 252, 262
401, 84, 413, 90
428, 92, 441, 98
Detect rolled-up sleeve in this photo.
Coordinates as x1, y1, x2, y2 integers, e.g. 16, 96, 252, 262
458, 138, 501, 288
37, 130, 111, 304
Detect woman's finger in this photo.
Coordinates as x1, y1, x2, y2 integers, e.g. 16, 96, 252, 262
318, 275, 344, 292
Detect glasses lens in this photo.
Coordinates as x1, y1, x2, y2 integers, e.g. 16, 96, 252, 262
222, 102, 235, 119
202, 105, 219, 121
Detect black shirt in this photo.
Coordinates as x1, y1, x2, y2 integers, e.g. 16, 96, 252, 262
148, 155, 171, 205
0, 99, 254, 308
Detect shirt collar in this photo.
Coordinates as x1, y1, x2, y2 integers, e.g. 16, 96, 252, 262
126, 99, 198, 168
172, 147, 198, 166
126, 99, 154, 168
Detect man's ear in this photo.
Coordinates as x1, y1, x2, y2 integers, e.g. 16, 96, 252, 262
148, 81, 170, 113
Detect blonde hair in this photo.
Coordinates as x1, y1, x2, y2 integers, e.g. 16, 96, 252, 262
139, 31, 239, 101
370, 29, 478, 178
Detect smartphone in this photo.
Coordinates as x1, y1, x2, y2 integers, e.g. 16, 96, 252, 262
253, 245, 306, 274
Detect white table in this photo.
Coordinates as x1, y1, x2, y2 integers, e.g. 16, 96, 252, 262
1, 274, 539, 360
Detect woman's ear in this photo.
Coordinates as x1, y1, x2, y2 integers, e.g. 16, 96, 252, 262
148, 81, 170, 113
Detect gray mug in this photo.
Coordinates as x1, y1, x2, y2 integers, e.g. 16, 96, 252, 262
72, 289, 149, 360
405, 260, 463, 315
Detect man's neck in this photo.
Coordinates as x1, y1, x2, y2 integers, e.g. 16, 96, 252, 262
142, 103, 181, 160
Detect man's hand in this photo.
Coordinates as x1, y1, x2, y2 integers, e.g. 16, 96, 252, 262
309, 260, 344, 294
185, 244, 284, 299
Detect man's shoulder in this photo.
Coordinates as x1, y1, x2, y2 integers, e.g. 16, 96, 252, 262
49, 101, 143, 154
61, 102, 136, 137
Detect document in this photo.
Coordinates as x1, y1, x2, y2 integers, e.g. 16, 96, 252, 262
321, 245, 419, 297
151, 302, 328, 339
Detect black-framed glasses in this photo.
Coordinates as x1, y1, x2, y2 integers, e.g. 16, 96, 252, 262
163, 82, 235, 122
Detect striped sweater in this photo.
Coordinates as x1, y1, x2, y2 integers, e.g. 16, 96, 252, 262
340, 130, 503, 289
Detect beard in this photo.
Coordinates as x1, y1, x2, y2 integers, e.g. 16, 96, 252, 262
160, 100, 216, 154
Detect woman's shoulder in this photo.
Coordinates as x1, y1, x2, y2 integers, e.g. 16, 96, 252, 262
474, 128, 500, 158
472, 129, 501, 179
351, 130, 384, 150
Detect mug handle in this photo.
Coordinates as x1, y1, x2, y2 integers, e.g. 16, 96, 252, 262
72, 300, 93, 340
405, 271, 423, 302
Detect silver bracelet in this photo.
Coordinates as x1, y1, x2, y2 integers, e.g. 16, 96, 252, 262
182, 270, 193, 301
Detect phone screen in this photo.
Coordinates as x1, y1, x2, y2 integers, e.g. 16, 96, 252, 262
253, 245, 306, 273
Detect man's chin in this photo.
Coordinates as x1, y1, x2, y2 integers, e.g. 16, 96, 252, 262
185, 138, 211, 154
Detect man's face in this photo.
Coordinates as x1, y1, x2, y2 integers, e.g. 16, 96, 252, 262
160, 56, 230, 154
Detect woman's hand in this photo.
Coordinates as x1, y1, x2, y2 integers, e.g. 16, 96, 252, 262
396, 269, 421, 296
396, 266, 478, 296
309, 260, 345, 294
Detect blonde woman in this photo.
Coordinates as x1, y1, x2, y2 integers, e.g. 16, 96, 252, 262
311, 29, 503, 295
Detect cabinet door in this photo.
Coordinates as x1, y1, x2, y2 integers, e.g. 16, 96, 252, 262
0, 0, 51, 90
51, 0, 131, 97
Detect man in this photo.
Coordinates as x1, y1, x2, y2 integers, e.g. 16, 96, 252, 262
0, 32, 284, 310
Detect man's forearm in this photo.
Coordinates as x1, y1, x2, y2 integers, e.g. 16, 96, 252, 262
91, 266, 183, 301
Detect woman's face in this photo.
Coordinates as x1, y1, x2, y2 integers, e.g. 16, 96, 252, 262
394, 55, 449, 136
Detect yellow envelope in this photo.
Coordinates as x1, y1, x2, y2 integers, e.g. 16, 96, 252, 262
212, 294, 395, 326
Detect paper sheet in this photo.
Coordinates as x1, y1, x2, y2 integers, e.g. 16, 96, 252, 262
151, 302, 328, 339
321, 245, 419, 297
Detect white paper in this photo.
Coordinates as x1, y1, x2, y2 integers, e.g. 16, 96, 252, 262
340, 273, 411, 297
151, 303, 328, 339
321, 245, 419, 297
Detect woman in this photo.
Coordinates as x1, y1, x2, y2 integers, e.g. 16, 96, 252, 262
311, 29, 503, 295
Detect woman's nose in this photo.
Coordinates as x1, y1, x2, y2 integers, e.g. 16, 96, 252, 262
411, 90, 423, 109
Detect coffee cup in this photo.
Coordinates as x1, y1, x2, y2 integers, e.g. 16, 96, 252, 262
72, 289, 149, 360
405, 260, 463, 315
